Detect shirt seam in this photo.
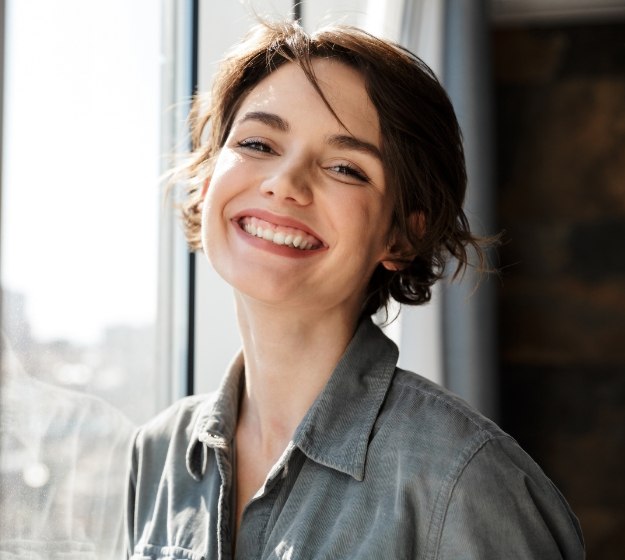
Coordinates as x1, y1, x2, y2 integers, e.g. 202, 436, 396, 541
425, 430, 507, 560
392, 374, 498, 435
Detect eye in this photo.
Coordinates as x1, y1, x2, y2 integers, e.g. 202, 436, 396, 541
237, 137, 275, 154
327, 163, 370, 183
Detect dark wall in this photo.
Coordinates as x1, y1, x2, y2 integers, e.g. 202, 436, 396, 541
493, 23, 625, 558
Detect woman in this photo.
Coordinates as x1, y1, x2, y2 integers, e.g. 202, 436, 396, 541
126, 21, 584, 559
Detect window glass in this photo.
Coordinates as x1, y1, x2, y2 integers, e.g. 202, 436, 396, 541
0, 0, 162, 556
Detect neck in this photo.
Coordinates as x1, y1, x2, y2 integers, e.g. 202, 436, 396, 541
234, 293, 360, 457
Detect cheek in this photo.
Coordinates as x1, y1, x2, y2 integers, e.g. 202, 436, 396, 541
202, 151, 248, 212
209, 148, 243, 184
200, 182, 228, 257
200, 153, 239, 226
338, 192, 392, 237
200, 163, 245, 264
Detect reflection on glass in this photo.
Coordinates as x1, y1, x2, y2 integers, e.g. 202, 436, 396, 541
1, 0, 162, 556
1, 337, 133, 557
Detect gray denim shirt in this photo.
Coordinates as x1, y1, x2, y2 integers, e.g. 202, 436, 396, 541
126, 319, 584, 559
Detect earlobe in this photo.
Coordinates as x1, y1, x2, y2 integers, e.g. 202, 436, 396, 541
381, 260, 403, 271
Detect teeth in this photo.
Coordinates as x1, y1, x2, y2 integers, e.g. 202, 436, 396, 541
240, 218, 319, 250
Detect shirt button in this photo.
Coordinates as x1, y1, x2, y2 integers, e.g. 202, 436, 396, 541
199, 431, 226, 447
198, 431, 214, 443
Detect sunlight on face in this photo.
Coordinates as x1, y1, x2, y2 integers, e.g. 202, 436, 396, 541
201, 59, 394, 322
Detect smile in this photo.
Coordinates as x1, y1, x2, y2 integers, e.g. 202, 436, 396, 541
237, 216, 323, 250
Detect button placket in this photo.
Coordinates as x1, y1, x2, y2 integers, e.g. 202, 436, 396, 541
198, 430, 233, 560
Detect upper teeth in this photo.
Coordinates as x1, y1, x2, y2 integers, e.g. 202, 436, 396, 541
240, 218, 319, 250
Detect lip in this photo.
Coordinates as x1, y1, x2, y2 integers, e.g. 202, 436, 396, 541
231, 208, 328, 247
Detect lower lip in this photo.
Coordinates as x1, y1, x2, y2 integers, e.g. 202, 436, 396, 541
232, 220, 326, 259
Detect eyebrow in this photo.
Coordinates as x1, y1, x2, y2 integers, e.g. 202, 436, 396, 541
237, 110, 382, 160
237, 111, 290, 132
327, 134, 382, 161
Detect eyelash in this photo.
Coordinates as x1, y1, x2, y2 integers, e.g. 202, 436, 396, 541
328, 163, 370, 183
237, 138, 273, 153
236, 138, 370, 183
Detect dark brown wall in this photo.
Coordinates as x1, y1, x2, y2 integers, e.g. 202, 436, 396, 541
493, 23, 625, 558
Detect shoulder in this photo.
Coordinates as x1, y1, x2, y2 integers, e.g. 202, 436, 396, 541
372, 368, 585, 558
375, 367, 503, 457
131, 393, 217, 466
140, 393, 213, 434
432, 433, 585, 559
127, 393, 219, 514
371, 367, 509, 503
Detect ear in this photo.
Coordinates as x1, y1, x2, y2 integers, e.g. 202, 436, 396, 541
381, 259, 404, 272
380, 212, 426, 271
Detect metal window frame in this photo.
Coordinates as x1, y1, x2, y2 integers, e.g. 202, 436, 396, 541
157, 0, 199, 403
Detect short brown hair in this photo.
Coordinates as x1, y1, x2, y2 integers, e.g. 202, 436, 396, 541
180, 20, 487, 316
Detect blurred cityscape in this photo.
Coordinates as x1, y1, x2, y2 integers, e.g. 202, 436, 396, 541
2, 288, 158, 425
0, 288, 161, 557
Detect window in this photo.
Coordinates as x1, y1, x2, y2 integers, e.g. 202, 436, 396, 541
1, 0, 162, 555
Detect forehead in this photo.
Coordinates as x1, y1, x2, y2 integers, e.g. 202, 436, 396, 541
234, 58, 380, 143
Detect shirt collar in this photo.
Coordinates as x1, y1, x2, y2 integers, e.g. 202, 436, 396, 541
292, 319, 398, 481
186, 319, 398, 482
186, 352, 245, 481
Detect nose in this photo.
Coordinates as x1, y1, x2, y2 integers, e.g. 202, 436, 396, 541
259, 158, 313, 205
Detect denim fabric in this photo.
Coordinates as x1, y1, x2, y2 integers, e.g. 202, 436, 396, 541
126, 319, 585, 559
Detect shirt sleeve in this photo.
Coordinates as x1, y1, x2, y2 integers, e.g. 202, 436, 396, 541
435, 436, 585, 560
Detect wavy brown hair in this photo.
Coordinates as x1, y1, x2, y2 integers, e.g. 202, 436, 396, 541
180, 20, 489, 317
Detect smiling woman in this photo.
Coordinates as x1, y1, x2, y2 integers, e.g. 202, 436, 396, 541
201, 58, 392, 323
126, 20, 585, 560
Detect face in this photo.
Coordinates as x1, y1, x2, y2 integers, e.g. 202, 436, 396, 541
201, 58, 395, 321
